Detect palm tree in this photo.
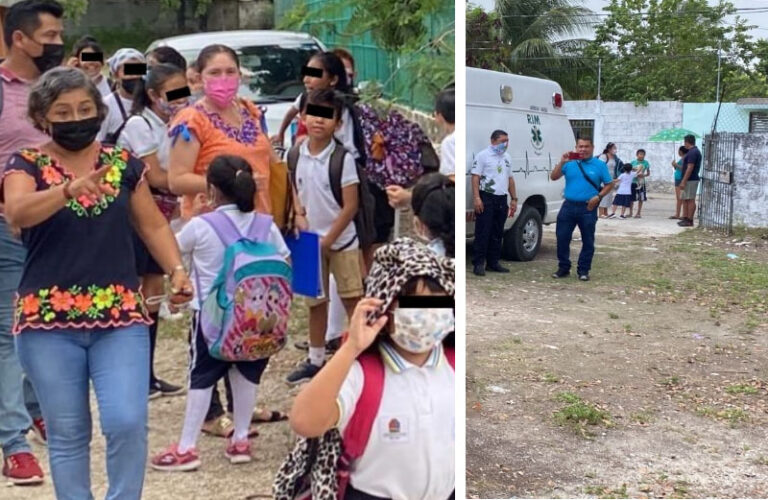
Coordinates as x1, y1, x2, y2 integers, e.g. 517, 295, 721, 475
469, 0, 596, 98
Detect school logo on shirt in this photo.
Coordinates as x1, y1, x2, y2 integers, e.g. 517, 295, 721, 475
381, 415, 410, 443
388, 418, 401, 434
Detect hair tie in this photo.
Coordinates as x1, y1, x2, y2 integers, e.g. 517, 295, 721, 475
236, 169, 247, 178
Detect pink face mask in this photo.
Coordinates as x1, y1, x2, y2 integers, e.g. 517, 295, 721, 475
203, 75, 239, 108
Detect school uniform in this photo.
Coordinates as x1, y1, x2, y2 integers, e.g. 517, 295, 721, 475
175, 205, 290, 388
470, 147, 513, 268
118, 108, 178, 275
612, 172, 637, 208
439, 132, 455, 177
336, 342, 455, 500
99, 91, 132, 142
295, 140, 363, 304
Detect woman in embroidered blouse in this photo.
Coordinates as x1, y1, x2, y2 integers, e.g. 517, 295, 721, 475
168, 44, 278, 220
0, 67, 193, 500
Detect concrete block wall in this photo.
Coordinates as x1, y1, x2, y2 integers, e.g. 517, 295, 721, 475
731, 133, 768, 228
566, 100, 684, 193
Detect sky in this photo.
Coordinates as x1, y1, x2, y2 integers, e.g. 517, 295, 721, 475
472, 0, 768, 42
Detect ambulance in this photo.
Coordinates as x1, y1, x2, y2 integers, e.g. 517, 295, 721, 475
466, 67, 572, 261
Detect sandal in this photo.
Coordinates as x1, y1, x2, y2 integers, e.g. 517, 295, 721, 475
252, 409, 288, 424
202, 415, 259, 439
668, 216, 680, 219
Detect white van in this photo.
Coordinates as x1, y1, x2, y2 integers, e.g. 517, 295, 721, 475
466, 67, 572, 261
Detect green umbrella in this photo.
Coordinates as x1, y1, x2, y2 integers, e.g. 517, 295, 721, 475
648, 127, 701, 142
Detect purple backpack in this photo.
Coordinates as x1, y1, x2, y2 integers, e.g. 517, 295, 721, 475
195, 212, 293, 361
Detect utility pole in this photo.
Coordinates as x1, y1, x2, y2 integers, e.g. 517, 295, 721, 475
597, 58, 602, 101
716, 40, 722, 102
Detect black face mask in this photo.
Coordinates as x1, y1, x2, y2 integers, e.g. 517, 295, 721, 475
121, 78, 140, 95
30, 43, 65, 74
50, 117, 101, 151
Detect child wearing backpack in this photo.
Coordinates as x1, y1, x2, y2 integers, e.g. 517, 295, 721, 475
151, 155, 291, 471
285, 89, 369, 385
411, 173, 455, 258
282, 237, 455, 500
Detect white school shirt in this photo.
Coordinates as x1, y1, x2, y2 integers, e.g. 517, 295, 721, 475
292, 94, 359, 159
336, 342, 455, 499
95, 76, 112, 97
175, 205, 291, 309
616, 172, 637, 195
439, 131, 455, 176
295, 140, 359, 250
117, 108, 170, 168
98, 92, 133, 142
470, 147, 513, 196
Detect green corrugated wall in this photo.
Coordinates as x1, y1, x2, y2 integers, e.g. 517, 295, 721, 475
274, 0, 453, 111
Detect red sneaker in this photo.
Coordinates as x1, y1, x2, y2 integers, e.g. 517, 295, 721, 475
31, 418, 47, 445
225, 439, 252, 464
150, 443, 200, 472
2, 452, 44, 485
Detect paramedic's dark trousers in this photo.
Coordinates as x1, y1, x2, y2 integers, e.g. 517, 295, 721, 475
472, 192, 507, 267
556, 200, 598, 276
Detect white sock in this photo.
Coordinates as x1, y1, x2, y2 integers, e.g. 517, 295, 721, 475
326, 277, 346, 342
178, 386, 214, 453
228, 367, 258, 442
308, 346, 325, 367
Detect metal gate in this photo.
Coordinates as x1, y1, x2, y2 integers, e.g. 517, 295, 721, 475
699, 133, 736, 234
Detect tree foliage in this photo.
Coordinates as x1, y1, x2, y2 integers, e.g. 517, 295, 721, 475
466, 0, 596, 99
583, 0, 768, 102
59, 0, 89, 21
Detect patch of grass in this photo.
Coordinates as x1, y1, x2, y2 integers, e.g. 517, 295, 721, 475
673, 480, 691, 497
623, 323, 632, 333
631, 410, 655, 425
556, 391, 581, 404
584, 484, 628, 499
542, 372, 560, 384
753, 455, 768, 466
725, 384, 758, 395
662, 376, 682, 387
608, 312, 619, 319
696, 405, 749, 426
512, 337, 522, 344
554, 392, 611, 430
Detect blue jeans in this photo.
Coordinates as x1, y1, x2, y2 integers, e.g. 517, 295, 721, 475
555, 200, 598, 276
0, 217, 41, 457
16, 325, 149, 500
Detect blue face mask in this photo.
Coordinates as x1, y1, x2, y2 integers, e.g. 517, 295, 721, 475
491, 141, 508, 155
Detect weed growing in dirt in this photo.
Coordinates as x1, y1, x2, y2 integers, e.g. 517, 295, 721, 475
608, 312, 619, 319
753, 455, 768, 466
696, 405, 749, 427
631, 410, 655, 425
553, 392, 611, 433
662, 376, 682, 387
725, 384, 758, 395
584, 484, 628, 498
542, 372, 560, 383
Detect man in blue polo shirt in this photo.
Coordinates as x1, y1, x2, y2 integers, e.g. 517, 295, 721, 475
550, 137, 613, 281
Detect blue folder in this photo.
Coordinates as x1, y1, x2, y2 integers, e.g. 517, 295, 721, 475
285, 231, 323, 298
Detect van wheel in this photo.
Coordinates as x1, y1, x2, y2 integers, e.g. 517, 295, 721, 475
502, 206, 542, 261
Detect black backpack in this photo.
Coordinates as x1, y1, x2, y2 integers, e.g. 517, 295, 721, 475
286, 139, 376, 251
103, 91, 132, 144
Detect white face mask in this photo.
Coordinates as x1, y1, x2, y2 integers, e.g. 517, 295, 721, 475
392, 308, 454, 353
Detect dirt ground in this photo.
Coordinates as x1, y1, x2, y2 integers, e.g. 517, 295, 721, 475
4, 302, 312, 500
466, 194, 768, 498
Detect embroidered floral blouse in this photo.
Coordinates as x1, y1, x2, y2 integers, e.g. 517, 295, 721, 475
169, 98, 272, 219
0, 145, 151, 334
